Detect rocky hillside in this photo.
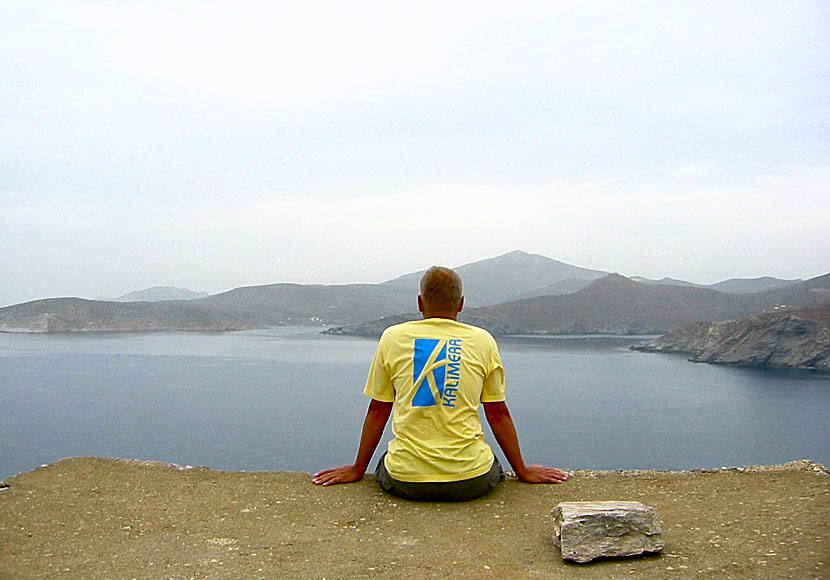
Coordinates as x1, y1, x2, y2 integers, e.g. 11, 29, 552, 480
632, 304, 830, 370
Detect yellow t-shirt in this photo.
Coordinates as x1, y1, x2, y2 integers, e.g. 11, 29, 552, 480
364, 318, 506, 483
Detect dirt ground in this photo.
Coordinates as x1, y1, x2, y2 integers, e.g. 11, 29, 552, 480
1, 457, 828, 579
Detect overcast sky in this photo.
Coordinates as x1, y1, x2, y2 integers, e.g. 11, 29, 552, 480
2, 1, 828, 306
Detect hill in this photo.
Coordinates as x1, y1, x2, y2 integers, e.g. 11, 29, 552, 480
632, 304, 830, 370
471, 274, 802, 335
381, 250, 608, 307
476, 273, 830, 335
0, 298, 256, 333
630, 276, 702, 288
109, 286, 210, 302
329, 272, 830, 338
0, 283, 415, 333
709, 276, 803, 294
2, 250, 826, 335
629, 276, 803, 294
200, 283, 413, 326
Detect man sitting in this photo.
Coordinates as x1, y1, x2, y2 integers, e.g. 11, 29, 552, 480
313, 266, 568, 501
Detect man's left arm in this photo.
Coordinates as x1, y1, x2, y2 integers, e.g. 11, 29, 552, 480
312, 398, 393, 486
483, 401, 569, 484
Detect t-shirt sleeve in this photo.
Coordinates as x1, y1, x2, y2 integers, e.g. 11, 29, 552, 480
363, 340, 395, 402
480, 339, 506, 402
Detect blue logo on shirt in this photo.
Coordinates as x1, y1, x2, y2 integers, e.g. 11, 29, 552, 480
412, 338, 462, 407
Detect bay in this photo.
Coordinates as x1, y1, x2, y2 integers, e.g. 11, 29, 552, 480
1, 327, 828, 481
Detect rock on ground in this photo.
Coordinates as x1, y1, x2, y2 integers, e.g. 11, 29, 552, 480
552, 501, 664, 563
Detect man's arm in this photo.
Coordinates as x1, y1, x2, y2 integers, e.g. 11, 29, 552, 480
312, 398, 393, 486
483, 401, 569, 484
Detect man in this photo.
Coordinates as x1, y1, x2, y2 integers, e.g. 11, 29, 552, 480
313, 266, 568, 501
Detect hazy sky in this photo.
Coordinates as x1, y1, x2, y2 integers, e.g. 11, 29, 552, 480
2, 1, 828, 306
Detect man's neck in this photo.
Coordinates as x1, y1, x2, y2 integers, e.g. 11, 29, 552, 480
421, 311, 458, 321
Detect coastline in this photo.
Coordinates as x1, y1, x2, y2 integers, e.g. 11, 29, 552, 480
1, 457, 827, 579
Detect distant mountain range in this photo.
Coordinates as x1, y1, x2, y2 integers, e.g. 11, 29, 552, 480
329, 271, 830, 338
0, 250, 826, 334
630, 275, 803, 294
473, 273, 827, 334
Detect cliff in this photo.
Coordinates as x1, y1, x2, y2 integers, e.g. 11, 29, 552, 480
1, 457, 827, 579
632, 305, 830, 370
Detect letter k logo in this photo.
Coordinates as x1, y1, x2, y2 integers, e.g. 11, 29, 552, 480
412, 339, 448, 407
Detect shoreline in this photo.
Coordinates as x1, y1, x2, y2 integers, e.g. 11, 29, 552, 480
1, 457, 828, 579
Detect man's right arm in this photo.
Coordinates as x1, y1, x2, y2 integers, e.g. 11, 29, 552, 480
483, 401, 569, 484
312, 398, 393, 486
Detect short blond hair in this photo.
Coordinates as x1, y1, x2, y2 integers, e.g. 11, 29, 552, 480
419, 266, 463, 311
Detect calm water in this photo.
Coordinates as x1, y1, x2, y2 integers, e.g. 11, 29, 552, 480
1, 327, 828, 481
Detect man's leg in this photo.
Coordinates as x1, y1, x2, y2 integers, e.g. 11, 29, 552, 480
374, 455, 504, 502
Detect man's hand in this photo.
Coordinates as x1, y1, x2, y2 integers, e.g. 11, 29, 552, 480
313, 399, 393, 488
483, 401, 570, 485
515, 464, 569, 484
312, 464, 365, 486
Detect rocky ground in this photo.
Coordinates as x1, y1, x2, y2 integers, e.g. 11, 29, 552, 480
1, 457, 828, 579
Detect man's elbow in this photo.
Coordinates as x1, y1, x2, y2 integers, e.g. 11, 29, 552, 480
483, 401, 511, 424
368, 399, 393, 418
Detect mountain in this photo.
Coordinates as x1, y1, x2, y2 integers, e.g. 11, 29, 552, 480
632, 304, 830, 370
505, 277, 600, 300
630, 276, 702, 288
329, 273, 830, 338
0, 282, 415, 333
708, 277, 803, 294
0, 298, 256, 333
629, 276, 802, 294
471, 274, 751, 335
109, 286, 210, 302
200, 283, 413, 326
2, 250, 826, 335
381, 250, 608, 306
471, 273, 830, 335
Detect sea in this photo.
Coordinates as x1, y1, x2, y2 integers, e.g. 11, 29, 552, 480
1, 326, 828, 481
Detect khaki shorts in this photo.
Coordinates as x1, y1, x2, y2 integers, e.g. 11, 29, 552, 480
374, 454, 504, 502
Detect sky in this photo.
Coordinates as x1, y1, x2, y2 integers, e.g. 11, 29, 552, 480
1, 1, 828, 306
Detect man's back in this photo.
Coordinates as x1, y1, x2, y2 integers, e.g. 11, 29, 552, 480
365, 318, 505, 482
313, 265, 568, 499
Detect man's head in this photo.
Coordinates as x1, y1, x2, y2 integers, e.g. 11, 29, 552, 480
418, 266, 464, 319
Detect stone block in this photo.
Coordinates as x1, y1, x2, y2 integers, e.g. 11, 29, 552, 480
552, 501, 665, 563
